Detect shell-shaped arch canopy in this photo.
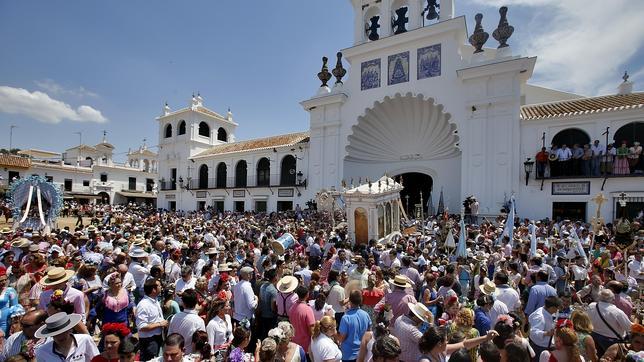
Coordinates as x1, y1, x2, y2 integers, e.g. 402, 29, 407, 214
346, 92, 460, 163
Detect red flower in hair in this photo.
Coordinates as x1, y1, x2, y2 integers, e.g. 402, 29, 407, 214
0, 267, 6, 277
102, 323, 131, 338
217, 291, 228, 300
556, 319, 574, 329
632, 324, 644, 335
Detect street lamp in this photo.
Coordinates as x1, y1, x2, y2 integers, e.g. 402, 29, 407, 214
296, 171, 306, 187
523, 158, 535, 186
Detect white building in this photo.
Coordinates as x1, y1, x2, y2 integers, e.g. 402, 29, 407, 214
0, 136, 158, 205
156, 0, 643, 230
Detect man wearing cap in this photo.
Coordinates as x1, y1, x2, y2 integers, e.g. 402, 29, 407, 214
34, 312, 99, 361
39, 267, 86, 323
232, 266, 258, 324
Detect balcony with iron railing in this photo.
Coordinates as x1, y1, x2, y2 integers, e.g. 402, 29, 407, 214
160, 173, 307, 191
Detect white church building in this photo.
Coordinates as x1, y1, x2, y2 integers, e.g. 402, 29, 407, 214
155, 0, 644, 232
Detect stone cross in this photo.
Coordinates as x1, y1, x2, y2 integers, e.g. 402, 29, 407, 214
592, 193, 608, 218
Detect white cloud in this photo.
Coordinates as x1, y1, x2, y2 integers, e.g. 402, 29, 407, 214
0, 85, 107, 124
34, 78, 98, 98
467, 0, 644, 96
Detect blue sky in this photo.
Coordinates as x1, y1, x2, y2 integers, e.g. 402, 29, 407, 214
1, 0, 642, 162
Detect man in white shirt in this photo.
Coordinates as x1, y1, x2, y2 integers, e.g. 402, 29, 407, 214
175, 266, 197, 304
128, 248, 150, 301
232, 266, 258, 323
587, 289, 633, 356
557, 144, 573, 176
591, 140, 605, 176
168, 289, 206, 354
529, 296, 562, 361
34, 312, 99, 362
493, 272, 520, 312
628, 252, 644, 284
347, 256, 370, 289
136, 278, 169, 361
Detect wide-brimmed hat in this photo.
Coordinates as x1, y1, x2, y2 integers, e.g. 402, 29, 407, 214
205, 247, 219, 255
390, 275, 412, 289
132, 236, 147, 247
34, 312, 82, 338
128, 247, 148, 258
86, 226, 97, 233
407, 302, 432, 324
11, 238, 30, 248
0, 227, 12, 234
217, 263, 232, 272
479, 280, 497, 295
41, 267, 75, 286
277, 275, 298, 293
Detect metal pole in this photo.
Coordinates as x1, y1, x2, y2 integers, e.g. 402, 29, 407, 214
602, 127, 610, 175
541, 132, 545, 149
9, 125, 17, 151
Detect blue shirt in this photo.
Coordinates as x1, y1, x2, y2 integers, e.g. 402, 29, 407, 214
474, 307, 491, 336
339, 308, 371, 360
525, 282, 557, 316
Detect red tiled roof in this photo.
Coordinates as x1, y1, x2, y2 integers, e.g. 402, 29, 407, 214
0, 154, 31, 169
521, 92, 644, 120
193, 132, 310, 158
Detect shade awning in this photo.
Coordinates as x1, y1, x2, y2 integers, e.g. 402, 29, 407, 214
66, 192, 101, 199
117, 191, 157, 199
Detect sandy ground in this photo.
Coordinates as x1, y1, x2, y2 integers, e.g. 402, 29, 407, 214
0, 216, 94, 230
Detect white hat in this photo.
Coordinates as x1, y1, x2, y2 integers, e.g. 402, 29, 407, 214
407, 302, 432, 324
34, 312, 82, 338
277, 275, 298, 293
128, 247, 148, 258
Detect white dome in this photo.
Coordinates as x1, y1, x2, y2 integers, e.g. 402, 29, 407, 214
346, 92, 460, 163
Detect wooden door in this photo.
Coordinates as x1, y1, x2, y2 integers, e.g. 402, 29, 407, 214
355, 207, 369, 244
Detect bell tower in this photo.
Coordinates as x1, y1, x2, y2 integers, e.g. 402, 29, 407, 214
350, 0, 455, 45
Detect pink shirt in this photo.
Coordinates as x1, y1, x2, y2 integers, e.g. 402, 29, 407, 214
375, 288, 417, 322
288, 301, 315, 352
39, 285, 86, 321
276, 291, 298, 317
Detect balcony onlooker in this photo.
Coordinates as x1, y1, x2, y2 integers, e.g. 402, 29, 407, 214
557, 144, 572, 176
582, 144, 592, 176
572, 144, 583, 175
613, 140, 630, 175
535, 147, 548, 178
601, 144, 615, 175
630, 141, 643, 173
591, 139, 604, 176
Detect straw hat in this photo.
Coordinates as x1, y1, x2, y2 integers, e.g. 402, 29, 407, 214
86, 225, 97, 233
407, 301, 432, 324
132, 236, 147, 248
217, 263, 232, 272
128, 247, 148, 258
277, 275, 298, 293
205, 247, 219, 255
41, 267, 75, 286
479, 280, 497, 295
390, 275, 412, 289
34, 312, 82, 338
11, 238, 30, 248
0, 227, 12, 235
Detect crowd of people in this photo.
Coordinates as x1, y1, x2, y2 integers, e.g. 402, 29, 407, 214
0, 201, 642, 362
535, 139, 643, 178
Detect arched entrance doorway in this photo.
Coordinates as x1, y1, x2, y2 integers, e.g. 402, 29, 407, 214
98, 192, 110, 205
395, 172, 433, 217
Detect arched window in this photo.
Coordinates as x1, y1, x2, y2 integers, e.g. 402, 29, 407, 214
364, 6, 381, 41
216, 162, 227, 188
198, 164, 208, 189
217, 127, 227, 142
164, 124, 172, 138
377, 204, 384, 238
178, 120, 186, 135
198, 122, 210, 137
613, 122, 644, 146
257, 158, 270, 186
552, 128, 590, 148
280, 155, 297, 185
385, 202, 392, 235
235, 160, 247, 188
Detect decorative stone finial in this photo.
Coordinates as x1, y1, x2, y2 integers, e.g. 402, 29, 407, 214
163, 101, 171, 115
365, 16, 380, 41
317, 57, 332, 87
623, 71, 630, 83
423, 0, 440, 21
391, 7, 409, 34
469, 14, 489, 53
332, 52, 347, 85
492, 6, 514, 48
